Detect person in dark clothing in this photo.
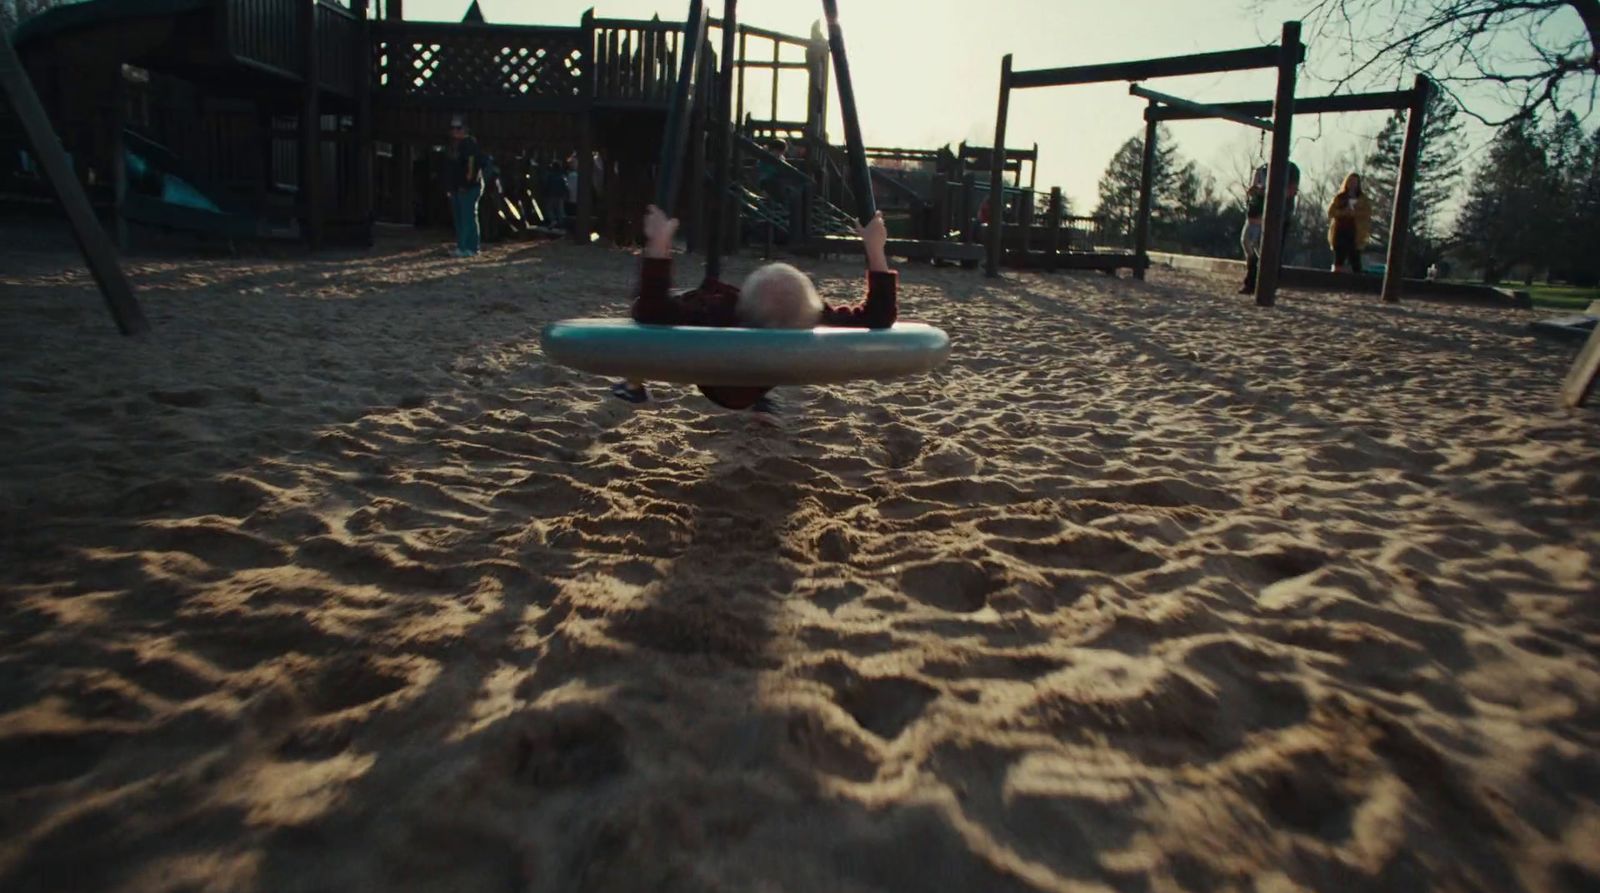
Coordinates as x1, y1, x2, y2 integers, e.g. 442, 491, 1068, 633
612, 204, 896, 412
1326, 172, 1373, 274
447, 116, 483, 257
1239, 160, 1300, 293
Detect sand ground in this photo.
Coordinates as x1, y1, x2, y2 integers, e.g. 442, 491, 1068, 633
2, 222, 1598, 893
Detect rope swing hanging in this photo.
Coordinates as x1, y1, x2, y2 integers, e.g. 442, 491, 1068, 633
540, 0, 951, 388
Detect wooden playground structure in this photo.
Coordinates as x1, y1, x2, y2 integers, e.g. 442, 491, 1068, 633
3, 0, 1007, 264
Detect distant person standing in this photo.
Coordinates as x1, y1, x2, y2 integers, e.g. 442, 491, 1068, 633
447, 116, 483, 257
541, 160, 569, 228
1238, 160, 1300, 294
565, 155, 580, 217
1326, 172, 1373, 275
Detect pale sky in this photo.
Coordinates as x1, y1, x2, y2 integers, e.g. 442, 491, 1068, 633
406, 0, 1581, 212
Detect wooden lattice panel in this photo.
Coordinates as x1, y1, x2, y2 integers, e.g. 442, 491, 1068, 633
372, 28, 587, 100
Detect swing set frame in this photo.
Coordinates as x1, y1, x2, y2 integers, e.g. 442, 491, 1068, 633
986, 22, 1434, 307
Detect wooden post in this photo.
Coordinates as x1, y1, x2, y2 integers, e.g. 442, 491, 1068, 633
985, 54, 1012, 277
769, 37, 779, 125
0, 39, 147, 335
1047, 186, 1063, 270
574, 9, 596, 243
1254, 21, 1301, 307
299, 0, 323, 250
704, 0, 738, 280
1133, 111, 1157, 280
398, 143, 415, 225
736, 28, 747, 125
386, 0, 402, 20
960, 171, 975, 243
1382, 74, 1430, 303
354, 0, 374, 245
111, 64, 129, 251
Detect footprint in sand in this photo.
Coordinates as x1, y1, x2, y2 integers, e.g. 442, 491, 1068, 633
898, 559, 1000, 613
807, 660, 938, 740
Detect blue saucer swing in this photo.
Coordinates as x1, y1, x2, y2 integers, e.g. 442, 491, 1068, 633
539, 0, 950, 390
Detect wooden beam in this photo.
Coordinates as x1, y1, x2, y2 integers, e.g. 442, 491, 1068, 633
1253, 21, 1301, 308
1133, 113, 1157, 280
1381, 75, 1430, 302
985, 54, 1011, 277
1010, 44, 1283, 90
1131, 84, 1271, 130
1145, 88, 1417, 121
0, 35, 147, 335
1560, 322, 1600, 408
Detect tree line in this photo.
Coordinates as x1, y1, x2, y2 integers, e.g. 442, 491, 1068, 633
1092, 97, 1599, 284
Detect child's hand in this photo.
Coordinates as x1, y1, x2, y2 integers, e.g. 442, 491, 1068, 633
643, 205, 678, 258
856, 211, 889, 271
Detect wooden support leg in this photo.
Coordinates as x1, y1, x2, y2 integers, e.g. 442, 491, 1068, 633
574, 115, 594, 244
1381, 75, 1430, 303
1047, 186, 1063, 272
1253, 21, 1301, 308
0, 39, 146, 335
984, 55, 1012, 277
1560, 322, 1600, 409
1133, 113, 1157, 280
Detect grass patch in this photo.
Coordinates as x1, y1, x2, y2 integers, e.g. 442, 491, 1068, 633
1523, 284, 1599, 311
1436, 280, 1598, 310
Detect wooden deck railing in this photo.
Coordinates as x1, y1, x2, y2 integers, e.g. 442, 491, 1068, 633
370, 21, 589, 105
316, 2, 360, 96
223, 0, 359, 96
591, 18, 681, 104
224, 0, 298, 78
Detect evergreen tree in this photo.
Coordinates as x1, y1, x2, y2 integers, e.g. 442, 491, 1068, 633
1541, 113, 1590, 281
1360, 90, 1466, 273
1453, 121, 1552, 283
1578, 129, 1600, 286
1093, 126, 1178, 241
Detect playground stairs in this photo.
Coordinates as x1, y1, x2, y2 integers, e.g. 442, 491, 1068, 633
729, 183, 857, 239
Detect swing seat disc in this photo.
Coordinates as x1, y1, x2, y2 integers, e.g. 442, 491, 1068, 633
540, 318, 951, 386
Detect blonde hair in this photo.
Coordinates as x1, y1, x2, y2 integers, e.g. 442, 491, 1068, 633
736, 263, 823, 328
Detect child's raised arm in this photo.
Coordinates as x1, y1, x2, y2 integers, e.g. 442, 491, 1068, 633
856, 211, 890, 273
643, 205, 678, 259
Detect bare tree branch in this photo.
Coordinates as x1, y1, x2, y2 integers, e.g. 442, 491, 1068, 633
1257, 0, 1599, 125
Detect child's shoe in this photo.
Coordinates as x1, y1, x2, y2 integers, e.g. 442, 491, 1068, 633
611, 381, 649, 404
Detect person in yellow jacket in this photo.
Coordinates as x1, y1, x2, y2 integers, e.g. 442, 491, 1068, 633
1327, 172, 1373, 274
